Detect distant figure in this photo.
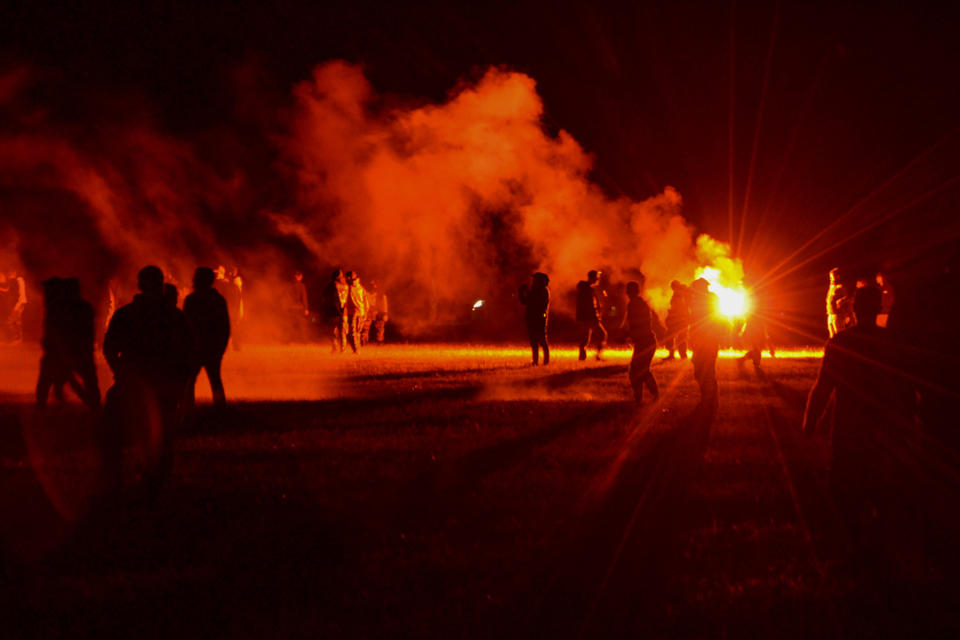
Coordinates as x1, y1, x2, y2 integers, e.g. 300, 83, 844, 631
519, 272, 550, 365
322, 269, 349, 353
183, 267, 230, 409
688, 278, 721, 413
620, 277, 665, 405
36, 277, 100, 410
803, 285, 916, 548
826, 267, 854, 337
738, 312, 774, 371
228, 266, 244, 349
345, 271, 368, 353
366, 280, 389, 344
215, 265, 242, 350
577, 269, 607, 361
5, 269, 27, 344
875, 271, 895, 328
664, 280, 690, 360
102, 266, 192, 494
290, 270, 310, 342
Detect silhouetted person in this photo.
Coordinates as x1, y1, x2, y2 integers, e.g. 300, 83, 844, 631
827, 267, 854, 337
289, 270, 310, 342
620, 277, 664, 405
519, 272, 550, 365
366, 280, 389, 344
577, 269, 607, 361
183, 267, 230, 409
323, 268, 348, 353
664, 280, 690, 359
689, 278, 721, 413
738, 310, 775, 372
36, 278, 101, 410
803, 285, 917, 556
345, 271, 368, 353
102, 266, 192, 495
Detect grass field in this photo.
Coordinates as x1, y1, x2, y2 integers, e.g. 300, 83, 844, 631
1, 343, 958, 638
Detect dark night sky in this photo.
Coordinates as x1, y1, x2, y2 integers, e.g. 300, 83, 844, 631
4, 0, 960, 288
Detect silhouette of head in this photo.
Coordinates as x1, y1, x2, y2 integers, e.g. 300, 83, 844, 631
829, 267, 841, 284
587, 270, 599, 284
216, 265, 227, 280
690, 278, 709, 294
193, 267, 215, 289
138, 266, 164, 296
853, 285, 882, 326
331, 268, 343, 282
41, 277, 62, 303
346, 270, 357, 284
294, 271, 303, 282
532, 272, 549, 288
670, 280, 682, 291
626, 281, 640, 298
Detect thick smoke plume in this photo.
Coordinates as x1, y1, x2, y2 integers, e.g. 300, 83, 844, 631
1, 61, 743, 340
278, 62, 740, 327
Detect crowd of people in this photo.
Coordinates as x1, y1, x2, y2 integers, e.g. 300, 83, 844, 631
314, 268, 388, 353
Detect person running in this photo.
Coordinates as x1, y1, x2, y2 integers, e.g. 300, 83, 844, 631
576, 270, 607, 361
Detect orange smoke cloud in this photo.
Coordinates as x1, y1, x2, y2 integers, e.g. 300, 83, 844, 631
278, 61, 744, 327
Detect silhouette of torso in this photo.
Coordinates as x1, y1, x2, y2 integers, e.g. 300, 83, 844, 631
183, 288, 230, 358
689, 291, 721, 352
576, 281, 600, 322
104, 292, 192, 384
323, 280, 348, 319
626, 297, 657, 345
524, 286, 550, 326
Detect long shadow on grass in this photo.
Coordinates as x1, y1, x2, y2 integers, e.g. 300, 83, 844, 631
186, 365, 628, 437
523, 404, 715, 636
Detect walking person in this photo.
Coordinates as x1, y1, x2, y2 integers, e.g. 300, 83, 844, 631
620, 276, 664, 405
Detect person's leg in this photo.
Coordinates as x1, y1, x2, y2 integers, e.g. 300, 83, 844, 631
36, 356, 54, 407
579, 323, 591, 360
541, 328, 550, 365
678, 330, 688, 359
76, 356, 102, 411
595, 321, 608, 359
206, 355, 226, 407
664, 332, 676, 358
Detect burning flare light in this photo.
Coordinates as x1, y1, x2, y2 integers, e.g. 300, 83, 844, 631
696, 266, 750, 319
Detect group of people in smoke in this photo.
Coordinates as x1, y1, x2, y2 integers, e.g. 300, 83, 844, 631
0, 268, 28, 344
316, 268, 388, 353
826, 267, 895, 336
37, 265, 233, 496
519, 268, 729, 412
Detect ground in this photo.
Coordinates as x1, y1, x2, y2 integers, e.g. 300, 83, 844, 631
1, 344, 958, 638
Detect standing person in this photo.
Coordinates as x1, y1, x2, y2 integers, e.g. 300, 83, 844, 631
664, 280, 690, 360
519, 272, 550, 366
290, 270, 310, 342
826, 267, 854, 337
367, 280, 389, 344
37, 278, 100, 410
576, 269, 607, 361
102, 266, 192, 496
322, 269, 349, 353
802, 285, 917, 559
229, 266, 244, 349
7, 269, 27, 344
183, 267, 230, 409
620, 276, 664, 405
688, 278, 721, 413
345, 271, 368, 353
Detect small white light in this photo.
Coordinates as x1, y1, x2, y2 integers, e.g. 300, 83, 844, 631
473, 299, 485, 310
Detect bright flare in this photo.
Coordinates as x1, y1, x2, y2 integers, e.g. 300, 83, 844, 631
696, 266, 750, 319
473, 299, 485, 310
